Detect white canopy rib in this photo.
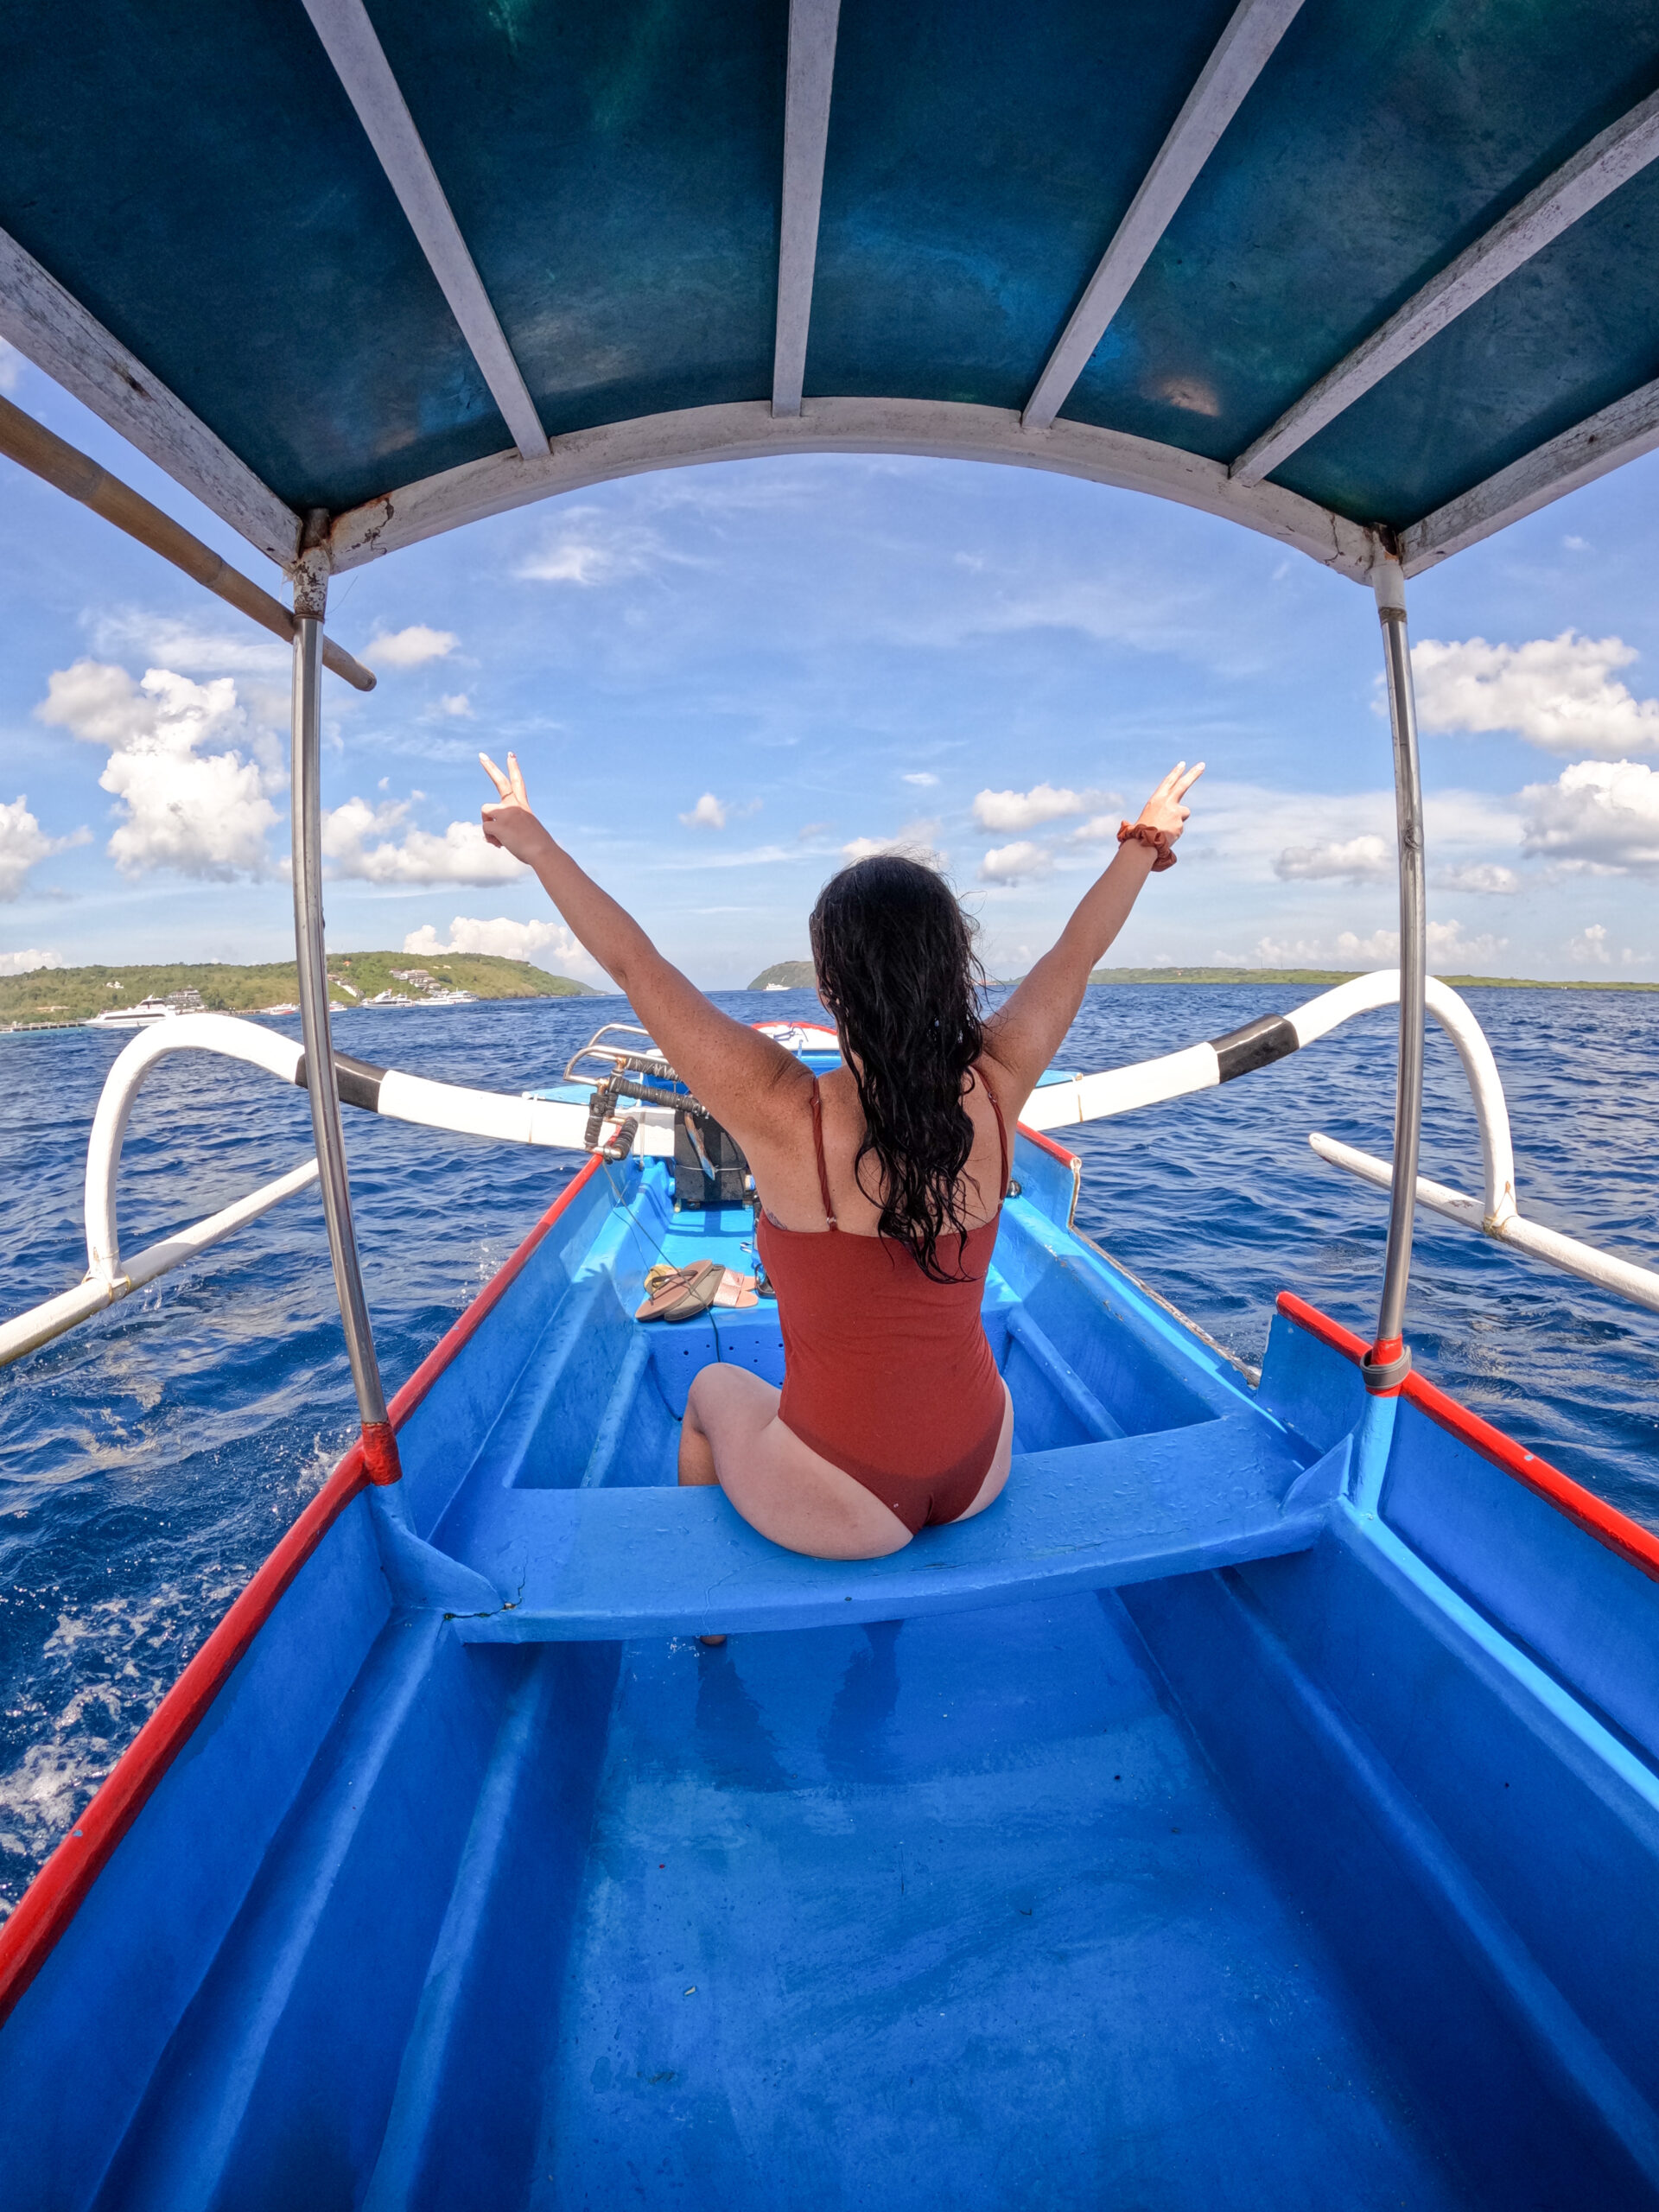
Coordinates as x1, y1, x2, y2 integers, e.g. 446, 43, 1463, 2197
1020, 0, 1305, 434
1232, 87, 1659, 486
326, 395, 1376, 580
772, 0, 842, 419
1401, 372, 1659, 575
299, 0, 549, 463
0, 226, 301, 566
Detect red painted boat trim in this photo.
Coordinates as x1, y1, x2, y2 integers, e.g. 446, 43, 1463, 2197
1016, 1122, 1083, 1230
0, 1150, 608, 2028
1276, 1291, 1659, 1586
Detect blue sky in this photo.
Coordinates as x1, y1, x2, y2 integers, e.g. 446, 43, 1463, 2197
3, 337, 1656, 988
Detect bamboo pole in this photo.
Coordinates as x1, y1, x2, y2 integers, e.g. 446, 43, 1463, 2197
0, 391, 375, 692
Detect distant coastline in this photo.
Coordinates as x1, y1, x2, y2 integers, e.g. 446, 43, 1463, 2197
747, 958, 1658, 995
2, 951, 598, 1031
1081, 966, 1659, 992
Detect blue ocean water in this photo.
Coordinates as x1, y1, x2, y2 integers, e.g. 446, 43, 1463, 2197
2, 982, 1656, 1911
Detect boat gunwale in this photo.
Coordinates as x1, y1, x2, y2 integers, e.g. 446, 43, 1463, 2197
1277, 1290, 1659, 1585
0, 1150, 607, 2028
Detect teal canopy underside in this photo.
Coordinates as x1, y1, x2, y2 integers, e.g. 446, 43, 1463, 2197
4, 0, 1659, 546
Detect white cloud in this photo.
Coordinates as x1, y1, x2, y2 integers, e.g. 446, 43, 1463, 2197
1253, 935, 1326, 965
1564, 536, 1590, 553
1065, 812, 1126, 844
1186, 778, 1522, 883
901, 771, 939, 787
0, 794, 87, 900
321, 796, 523, 886
681, 792, 728, 830
516, 509, 677, 588
0, 946, 61, 976
35, 661, 278, 880
1433, 862, 1519, 894
366, 625, 457, 669
1413, 632, 1659, 754
1426, 923, 1503, 967
1334, 928, 1400, 964
91, 609, 289, 680
402, 914, 606, 982
436, 692, 474, 719
840, 819, 944, 867
972, 783, 1109, 832
977, 840, 1052, 886
1568, 923, 1611, 966
1211, 936, 1325, 968
1520, 759, 1659, 875
1273, 833, 1393, 884
0, 339, 22, 393
1335, 920, 1508, 969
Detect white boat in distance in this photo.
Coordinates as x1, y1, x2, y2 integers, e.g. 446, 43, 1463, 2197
83, 998, 178, 1031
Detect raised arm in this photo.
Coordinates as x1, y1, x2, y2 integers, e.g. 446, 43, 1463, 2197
982, 762, 1204, 1115
478, 753, 802, 1138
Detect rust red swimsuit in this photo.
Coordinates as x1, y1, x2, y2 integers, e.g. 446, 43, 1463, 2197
754, 1071, 1010, 1533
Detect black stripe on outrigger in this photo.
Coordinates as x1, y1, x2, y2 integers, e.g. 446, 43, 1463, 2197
1210, 1014, 1300, 1084
293, 1049, 387, 1113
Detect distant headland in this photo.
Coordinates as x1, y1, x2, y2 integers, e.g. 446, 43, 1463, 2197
2, 951, 598, 1030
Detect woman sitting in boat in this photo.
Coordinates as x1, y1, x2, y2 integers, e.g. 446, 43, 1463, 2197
480, 753, 1203, 1561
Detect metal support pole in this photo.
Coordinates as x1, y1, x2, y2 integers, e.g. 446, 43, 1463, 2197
1366, 549, 1426, 1395
290, 519, 402, 1482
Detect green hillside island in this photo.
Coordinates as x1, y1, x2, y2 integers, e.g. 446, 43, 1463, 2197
749, 960, 1659, 995
747, 962, 817, 990
1, 952, 599, 1030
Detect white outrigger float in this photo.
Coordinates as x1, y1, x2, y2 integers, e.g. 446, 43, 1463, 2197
3, 4, 1659, 2205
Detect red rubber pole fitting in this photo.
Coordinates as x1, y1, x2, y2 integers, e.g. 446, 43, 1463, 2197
360, 1420, 404, 1484
1362, 1335, 1412, 1397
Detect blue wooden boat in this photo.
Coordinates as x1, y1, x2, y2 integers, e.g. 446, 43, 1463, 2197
4, 4, 1659, 2204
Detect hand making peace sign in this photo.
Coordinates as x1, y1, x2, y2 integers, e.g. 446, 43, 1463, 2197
478, 750, 550, 865
1134, 760, 1205, 844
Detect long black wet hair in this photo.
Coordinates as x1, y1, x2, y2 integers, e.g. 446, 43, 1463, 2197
809, 854, 988, 1281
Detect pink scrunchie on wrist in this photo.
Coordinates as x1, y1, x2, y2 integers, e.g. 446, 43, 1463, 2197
1117, 820, 1177, 872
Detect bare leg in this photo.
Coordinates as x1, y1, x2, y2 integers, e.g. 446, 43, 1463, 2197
677, 1388, 719, 1487
679, 1365, 913, 1560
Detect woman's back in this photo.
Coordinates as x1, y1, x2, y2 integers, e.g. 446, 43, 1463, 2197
758, 1056, 1010, 1236
753, 1065, 1011, 1532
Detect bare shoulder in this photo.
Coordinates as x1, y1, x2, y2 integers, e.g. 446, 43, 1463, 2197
974, 1043, 1029, 1129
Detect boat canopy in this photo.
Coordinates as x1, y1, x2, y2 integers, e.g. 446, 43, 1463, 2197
4, 0, 1659, 584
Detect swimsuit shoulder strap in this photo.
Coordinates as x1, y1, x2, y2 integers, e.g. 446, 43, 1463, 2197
981, 1065, 1010, 1198
810, 1075, 838, 1228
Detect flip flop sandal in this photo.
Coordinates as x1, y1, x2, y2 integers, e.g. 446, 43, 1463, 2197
661, 1264, 724, 1324
634, 1259, 719, 1321
713, 1270, 759, 1309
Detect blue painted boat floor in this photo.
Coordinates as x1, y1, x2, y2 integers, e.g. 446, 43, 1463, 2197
536, 1594, 1465, 2211
12, 1154, 1659, 2207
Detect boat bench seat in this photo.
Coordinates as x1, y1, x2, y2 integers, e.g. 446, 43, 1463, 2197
440, 1410, 1340, 1642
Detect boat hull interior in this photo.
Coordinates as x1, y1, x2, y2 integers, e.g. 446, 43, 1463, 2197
4, 1135, 1658, 2210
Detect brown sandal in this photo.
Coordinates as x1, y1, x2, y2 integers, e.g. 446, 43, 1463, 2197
634, 1259, 721, 1322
